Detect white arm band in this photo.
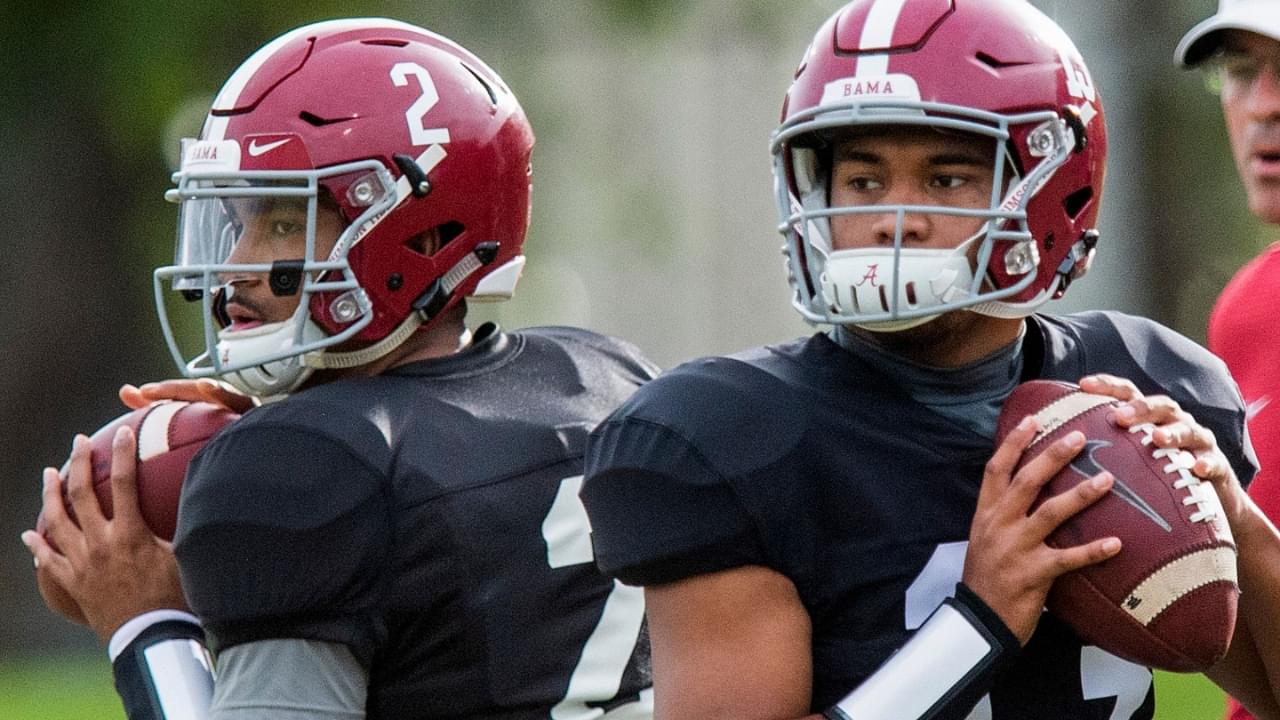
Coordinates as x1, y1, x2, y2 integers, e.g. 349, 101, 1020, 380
112, 617, 215, 720
825, 584, 1019, 720
109, 610, 203, 662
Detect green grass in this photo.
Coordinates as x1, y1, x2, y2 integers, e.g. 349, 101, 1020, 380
0, 654, 123, 720
1155, 670, 1226, 719
0, 655, 1229, 719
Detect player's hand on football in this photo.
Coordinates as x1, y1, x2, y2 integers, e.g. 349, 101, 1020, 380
1079, 374, 1246, 526
120, 378, 255, 414
32, 556, 87, 625
963, 415, 1122, 645
20, 429, 189, 643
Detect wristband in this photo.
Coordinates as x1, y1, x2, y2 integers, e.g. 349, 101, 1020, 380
112, 619, 214, 720
824, 583, 1019, 720
109, 610, 202, 662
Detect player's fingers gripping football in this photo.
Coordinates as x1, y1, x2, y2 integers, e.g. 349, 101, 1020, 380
1030, 471, 1116, 542
967, 426, 1120, 644
22, 468, 94, 624
977, 415, 1040, 505
1043, 527, 1123, 577
64, 434, 112, 539
1115, 394, 1243, 499
1010, 430, 1120, 566
1078, 373, 1143, 402
1004, 430, 1086, 515
27, 467, 81, 574
23, 500, 89, 626
35, 467, 79, 558
120, 379, 255, 413
105, 426, 146, 532
1110, 394, 1184, 432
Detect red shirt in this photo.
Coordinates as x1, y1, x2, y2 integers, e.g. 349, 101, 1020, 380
1209, 242, 1280, 720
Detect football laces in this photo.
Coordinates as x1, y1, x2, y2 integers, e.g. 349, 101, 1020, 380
1129, 423, 1221, 524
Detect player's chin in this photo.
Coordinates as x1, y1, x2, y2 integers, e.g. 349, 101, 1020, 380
855, 310, 984, 350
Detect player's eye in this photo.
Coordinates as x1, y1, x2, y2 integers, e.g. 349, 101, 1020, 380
932, 174, 968, 189
271, 220, 304, 235
846, 176, 883, 191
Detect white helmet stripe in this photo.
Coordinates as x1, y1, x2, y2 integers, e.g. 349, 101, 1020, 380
855, 0, 910, 77
204, 17, 441, 142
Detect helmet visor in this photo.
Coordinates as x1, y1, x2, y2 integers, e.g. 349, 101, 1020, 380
155, 163, 393, 380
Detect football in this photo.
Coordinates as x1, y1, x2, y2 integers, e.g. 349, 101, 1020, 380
38, 400, 240, 542
994, 380, 1238, 672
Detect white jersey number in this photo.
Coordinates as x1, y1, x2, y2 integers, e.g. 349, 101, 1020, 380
541, 475, 653, 719
905, 542, 1150, 720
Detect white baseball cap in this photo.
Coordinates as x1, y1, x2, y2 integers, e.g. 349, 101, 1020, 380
1176, 0, 1280, 66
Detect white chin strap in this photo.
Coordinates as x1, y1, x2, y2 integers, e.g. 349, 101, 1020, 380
216, 311, 428, 397
215, 319, 326, 397
308, 311, 423, 370
820, 235, 979, 333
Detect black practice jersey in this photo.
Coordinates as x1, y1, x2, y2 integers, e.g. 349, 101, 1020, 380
175, 324, 659, 719
582, 311, 1256, 719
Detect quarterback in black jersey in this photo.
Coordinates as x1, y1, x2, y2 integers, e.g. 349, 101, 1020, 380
582, 1, 1280, 719
26, 19, 655, 720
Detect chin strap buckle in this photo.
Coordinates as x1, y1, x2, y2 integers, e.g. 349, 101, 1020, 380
412, 242, 500, 321
1054, 230, 1099, 296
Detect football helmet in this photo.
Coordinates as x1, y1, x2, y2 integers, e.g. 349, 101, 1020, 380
157, 18, 534, 396
772, 0, 1107, 331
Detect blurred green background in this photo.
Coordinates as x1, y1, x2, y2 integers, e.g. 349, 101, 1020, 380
0, 0, 1268, 718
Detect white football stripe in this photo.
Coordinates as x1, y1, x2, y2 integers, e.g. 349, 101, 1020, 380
1122, 546, 1238, 626
138, 401, 186, 462
856, 0, 910, 78
1029, 392, 1114, 446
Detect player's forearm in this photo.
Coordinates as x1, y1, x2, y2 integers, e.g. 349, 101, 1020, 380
1225, 498, 1280, 718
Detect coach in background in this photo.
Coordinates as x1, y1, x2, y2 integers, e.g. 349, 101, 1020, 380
1179, 3, 1280, 720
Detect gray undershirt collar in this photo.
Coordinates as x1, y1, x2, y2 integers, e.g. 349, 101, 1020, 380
831, 323, 1026, 438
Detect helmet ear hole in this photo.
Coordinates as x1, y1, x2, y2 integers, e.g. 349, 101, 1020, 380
438, 220, 464, 246
407, 221, 465, 257
1063, 187, 1093, 220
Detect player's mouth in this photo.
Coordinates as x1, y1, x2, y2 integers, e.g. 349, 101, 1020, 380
224, 301, 266, 331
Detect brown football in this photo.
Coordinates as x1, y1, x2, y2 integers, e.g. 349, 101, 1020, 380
38, 400, 240, 541
994, 380, 1238, 672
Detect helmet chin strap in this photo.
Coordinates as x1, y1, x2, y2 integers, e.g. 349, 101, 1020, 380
308, 311, 423, 370
219, 310, 432, 398
307, 242, 501, 371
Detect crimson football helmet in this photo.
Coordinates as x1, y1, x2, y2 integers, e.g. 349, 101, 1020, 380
156, 18, 534, 396
772, 0, 1107, 331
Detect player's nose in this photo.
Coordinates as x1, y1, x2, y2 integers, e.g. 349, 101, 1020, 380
870, 208, 929, 247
